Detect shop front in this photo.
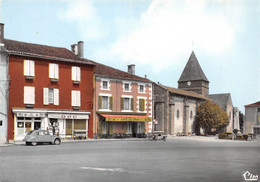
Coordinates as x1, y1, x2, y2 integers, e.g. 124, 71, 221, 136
13, 109, 90, 141
98, 114, 152, 138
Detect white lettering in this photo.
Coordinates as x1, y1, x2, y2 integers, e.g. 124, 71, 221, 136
243, 171, 258, 181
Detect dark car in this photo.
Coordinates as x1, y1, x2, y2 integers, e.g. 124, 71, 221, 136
23, 129, 61, 146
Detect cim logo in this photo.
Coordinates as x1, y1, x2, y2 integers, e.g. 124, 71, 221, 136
243, 171, 258, 181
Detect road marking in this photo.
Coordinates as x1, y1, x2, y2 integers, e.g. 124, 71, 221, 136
81, 167, 124, 172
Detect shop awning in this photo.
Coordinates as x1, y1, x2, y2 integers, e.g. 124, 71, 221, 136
100, 114, 152, 122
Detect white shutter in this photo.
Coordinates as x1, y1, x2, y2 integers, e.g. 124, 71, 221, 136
30, 61, 35, 77
49, 63, 54, 78
55, 64, 59, 79
76, 67, 81, 81
24, 60, 30, 76
43, 88, 49, 105
77, 91, 81, 106
54, 89, 59, 105
72, 66, 76, 81
72, 91, 76, 106
24, 86, 35, 104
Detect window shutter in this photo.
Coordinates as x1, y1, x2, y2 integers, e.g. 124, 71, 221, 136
121, 97, 124, 110
140, 99, 145, 111
49, 63, 54, 78
98, 96, 102, 109
24, 86, 35, 104
72, 66, 76, 81
77, 91, 81, 106
30, 61, 35, 77
54, 89, 59, 105
131, 98, 134, 111
72, 91, 76, 106
24, 87, 29, 104
43, 88, 49, 105
109, 96, 113, 110
55, 64, 59, 79
31, 87, 35, 104
76, 67, 81, 81
24, 60, 30, 76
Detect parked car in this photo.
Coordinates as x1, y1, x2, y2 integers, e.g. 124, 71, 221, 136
218, 132, 233, 139
23, 129, 61, 146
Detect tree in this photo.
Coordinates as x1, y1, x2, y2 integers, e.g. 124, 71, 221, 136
196, 100, 229, 135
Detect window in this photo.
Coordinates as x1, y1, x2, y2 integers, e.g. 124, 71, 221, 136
98, 95, 113, 110
24, 60, 35, 78
49, 63, 59, 80
24, 86, 35, 105
43, 88, 59, 105
123, 82, 131, 92
139, 98, 146, 112
101, 79, 110, 90
0, 120, 2, 126
121, 96, 134, 111
177, 110, 180, 119
72, 90, 81, 107
72, 66, 81, 83
138, 84, 145, 93
258, 108, 260, 112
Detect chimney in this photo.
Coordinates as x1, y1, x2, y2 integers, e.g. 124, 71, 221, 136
78, 41, 84, 59
0, 23, 4, 46
71, 44, 78, 56
128, 64, 135, 75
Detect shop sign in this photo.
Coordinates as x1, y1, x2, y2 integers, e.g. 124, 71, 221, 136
17, 112, 45, 118
48, 114, 89, 119
105, 117, 152, 122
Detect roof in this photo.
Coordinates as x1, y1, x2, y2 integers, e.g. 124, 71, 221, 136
208, 93, 231, 110
245, 101, 260, 107
3, 39, 93, 65
160, 85, 208, 100
178, 51, 209, 83
89, 60, 151, 83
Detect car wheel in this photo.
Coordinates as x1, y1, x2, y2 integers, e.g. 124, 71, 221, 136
26, 142, 31, 146
31, 142, 37, 146
54, 139, 61, 145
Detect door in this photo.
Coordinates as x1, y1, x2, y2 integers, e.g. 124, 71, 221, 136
34, 122, 41, 130
66, 119, 73, 136
132, 123, 137, 137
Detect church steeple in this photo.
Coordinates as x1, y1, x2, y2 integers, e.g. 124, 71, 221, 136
178, 52, 209, 96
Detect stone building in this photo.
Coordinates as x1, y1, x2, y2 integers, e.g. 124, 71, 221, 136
244, 101, 260, 137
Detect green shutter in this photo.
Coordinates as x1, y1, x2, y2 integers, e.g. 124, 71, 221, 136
139, 99, 145, 111
131, 98, 134, 111
98, 96, 102, 109
142, 123, 146, 133
110, 96, 113, 110
121, 97, 124, 110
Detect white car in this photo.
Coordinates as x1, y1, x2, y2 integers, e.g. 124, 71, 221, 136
23, 129, 61, 146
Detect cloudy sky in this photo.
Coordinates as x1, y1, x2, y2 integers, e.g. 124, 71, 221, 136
1, 0, 259, 112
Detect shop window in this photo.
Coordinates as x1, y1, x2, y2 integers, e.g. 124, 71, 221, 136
72, 66, 81, 83
24, 86, 35, 105
43, 88, 59, 105
17, 122, 24, 135
72, 90, 81, 107
49, 63, 59, 81
24, 60, 35, 79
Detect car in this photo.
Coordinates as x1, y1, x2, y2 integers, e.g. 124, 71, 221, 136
23, 129, 61, 146
218, 132, 233, 139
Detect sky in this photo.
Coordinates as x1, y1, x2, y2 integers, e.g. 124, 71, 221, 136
1, 0, 259, 113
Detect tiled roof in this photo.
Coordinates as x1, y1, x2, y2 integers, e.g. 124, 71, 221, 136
89, 60, 151, 83
245, 101, 260, 107
3, 39, 93, 65
178, 51, 209, 83
208, 93, 231, 110
161, 85, 208, 100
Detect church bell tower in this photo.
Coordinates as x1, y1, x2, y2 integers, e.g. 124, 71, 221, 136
178, 52, 209, 96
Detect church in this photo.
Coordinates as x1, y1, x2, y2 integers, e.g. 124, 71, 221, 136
153, 52, 236, 135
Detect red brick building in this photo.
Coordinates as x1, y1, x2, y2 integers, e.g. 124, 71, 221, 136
4, 39, 95, 141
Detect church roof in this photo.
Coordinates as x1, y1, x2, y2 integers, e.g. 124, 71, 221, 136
208, 93, 232, 110
178, 51, 209, 83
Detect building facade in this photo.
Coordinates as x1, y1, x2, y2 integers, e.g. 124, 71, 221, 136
4, 36, 95, 141
0, 23, 9, 144
244, 101, 260, 137
92, 63, 153, 138
154, 84, 207, 135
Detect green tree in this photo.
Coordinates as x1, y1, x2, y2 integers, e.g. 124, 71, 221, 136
196, 100, 229, 135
